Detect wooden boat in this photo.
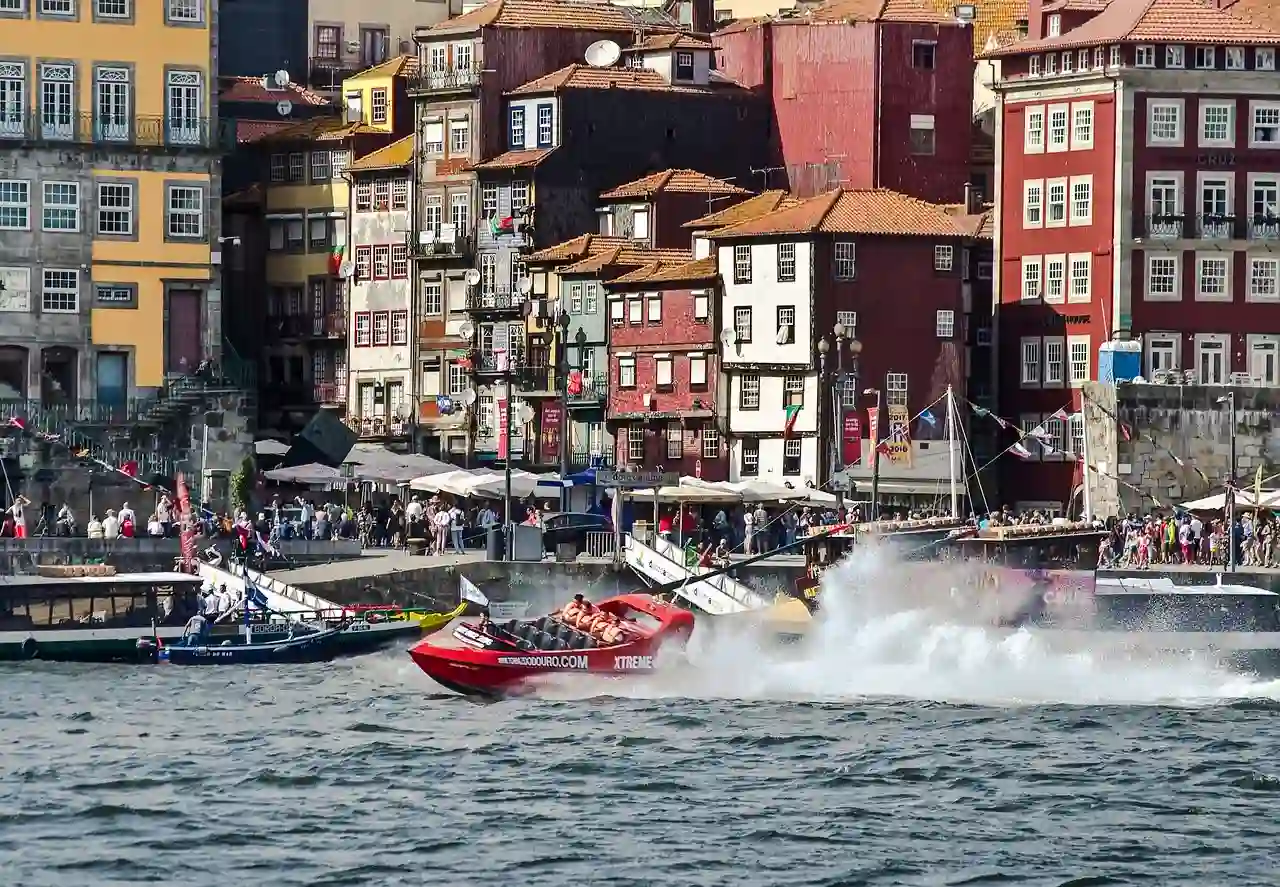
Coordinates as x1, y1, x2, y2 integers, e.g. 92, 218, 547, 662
161, 627, 346, 665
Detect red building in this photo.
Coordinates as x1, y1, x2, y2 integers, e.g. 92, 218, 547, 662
988, 0, 1280, 513
604, 257, 727, 480
714, 0, 976, 202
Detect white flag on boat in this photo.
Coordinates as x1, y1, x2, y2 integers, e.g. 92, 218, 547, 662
459, 575, 488, 607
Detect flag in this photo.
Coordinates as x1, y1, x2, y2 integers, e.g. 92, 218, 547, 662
246, 583, 270, 610
1029, 424, 1050, 441
256, 532, 281, 558
1009, 442, 1034, 460
783, 404, 802, 438
460, 575, 488, 607
328, 244, 345, 276
920, 409, 937, 427
118, 460, 139, 478
876, 440, 892, 457
1119, 423, 1132, 441
7, 417, 24, 430
1049, 408, 1070, 422
490, 216, 515, 236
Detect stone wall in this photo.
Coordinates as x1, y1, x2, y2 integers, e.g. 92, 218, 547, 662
1084, 381, 1280, 517
0, 537, 360, 574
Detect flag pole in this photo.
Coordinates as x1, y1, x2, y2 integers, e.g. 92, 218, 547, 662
947, 385, 959, 519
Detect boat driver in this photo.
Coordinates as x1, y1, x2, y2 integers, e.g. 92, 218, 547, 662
555, 593, 586, 625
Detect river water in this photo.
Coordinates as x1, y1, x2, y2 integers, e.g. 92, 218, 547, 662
4, 553, 1280, 887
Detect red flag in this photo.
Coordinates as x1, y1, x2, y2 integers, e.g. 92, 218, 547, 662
118, 461, 139, 478
176, 472, 196, 573
7, 417, 25, 430
1119, 423, 1132, 442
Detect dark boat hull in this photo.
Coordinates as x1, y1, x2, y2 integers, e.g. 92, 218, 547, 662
164, 628, 345, 665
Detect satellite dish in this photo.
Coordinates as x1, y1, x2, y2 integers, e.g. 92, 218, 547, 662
464, 268, 482, 286
719, 327, 737, 348
338, 260, 354, 278
276, 100, 293, 117
459, 320, 476, 340
584, 39, 621, 68
515, 276, 533, 296
461, 388, 478, 406
273, 69, 291, 87
517, 404, 536, 425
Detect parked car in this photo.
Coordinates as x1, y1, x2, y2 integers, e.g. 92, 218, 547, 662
541, 512, 613, 557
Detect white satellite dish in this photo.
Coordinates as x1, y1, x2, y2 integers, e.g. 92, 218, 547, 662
459, 320, 476, 340
276, 100, 293, 117
719, 327, 737, 348
464, 268, 482, 286
273, 69, 291, 87
461, 388, 478, 406
584, 39, 621, 68
515, 276, 533, 296
338, 260, 354, 278
517, 404, 536, 425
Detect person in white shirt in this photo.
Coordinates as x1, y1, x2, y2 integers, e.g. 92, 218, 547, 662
432, 507, 451, 554
449, 504, 465, 552
742, 508, 755, 555
405, 496, 424, 522
86, 515, 104, 540
102, 509, 120, 540
147, 515, 166, 537
8, 494, 30, 539
118, 502, 136, 526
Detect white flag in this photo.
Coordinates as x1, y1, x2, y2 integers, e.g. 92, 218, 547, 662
459, 575, 488, 607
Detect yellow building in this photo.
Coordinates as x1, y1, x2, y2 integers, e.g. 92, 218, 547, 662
0, 0, 224, 401
338, 55, 419, 134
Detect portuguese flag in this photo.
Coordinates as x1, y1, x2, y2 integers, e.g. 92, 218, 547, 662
490, 216, 516, 236
328, 244, 345, 276
783, 404, 802, 438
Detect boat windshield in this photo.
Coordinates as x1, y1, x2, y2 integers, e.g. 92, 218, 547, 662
609, 605, 663, 633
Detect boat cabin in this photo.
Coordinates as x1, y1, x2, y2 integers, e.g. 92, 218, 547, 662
0, 572, 204, 631
796, 517, 968, 602
946, 522, 1107, 571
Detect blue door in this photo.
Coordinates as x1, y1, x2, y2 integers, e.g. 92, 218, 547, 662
96, 351, 127, 409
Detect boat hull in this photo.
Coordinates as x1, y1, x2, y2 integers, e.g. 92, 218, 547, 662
164, 628, 345, 665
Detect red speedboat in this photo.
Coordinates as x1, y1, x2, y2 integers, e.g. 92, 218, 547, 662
407, 594, 695, 697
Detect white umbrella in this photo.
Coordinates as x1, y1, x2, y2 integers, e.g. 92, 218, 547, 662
408, 469, 482, 492
803, 488, 840, 505
721, 480, 810, 502
625, 477, 740, 503
467, 471, 564, 499
1179, 489, 1280, 510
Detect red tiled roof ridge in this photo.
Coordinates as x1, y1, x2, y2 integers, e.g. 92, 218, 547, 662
709, 187, 968, 238
600, 169, 750, 199
429, 0, 673, 33
219, 76, 331, 107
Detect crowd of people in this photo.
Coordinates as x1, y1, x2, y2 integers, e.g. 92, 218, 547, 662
548, 594, 631, 646
1097, 511, 1278, 569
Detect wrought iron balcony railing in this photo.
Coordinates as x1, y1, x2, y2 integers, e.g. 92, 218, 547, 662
471, 348, 526, 374
569, 449, 614, 469
0, 111, 231, 150
464, 286, 525, 313
409, 225, 473, 258
307, 55, 368, 80
406, 67, 483, 94
1144, 212, 1185, 238
268, 313, 347, 340
0, 398, 151, 427
343, 414, 412, 439
1249, 215, 1280, 240
567, 379, 608, 404
1145, 212, 1280, 241
313, 381, 347, 405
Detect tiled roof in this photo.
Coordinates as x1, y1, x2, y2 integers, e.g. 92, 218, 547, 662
1043, 0, 1107, 10
717, 0, 1004, 51
808, 0, 958, 25
927, 0, 1027, 52
600, 169, 750, 200
254, 118, 379, 144
683, 190, 801, 229
474, 147, 558, 170
943, 203, 995, 239
235, 119, 297, 144
347, 135, 414, 172
525, 234, 632, 263
347, 55, 421, 80
1223, 0, 1280, 32
508, 64, 744, 95
987, 0, 1280, 56
560, 245, 694, 274
218, 76, 330, 107
626, 33, 715, 51
608, 256, 719, 285
709, 188, 968, 238
430, 0, 663, 33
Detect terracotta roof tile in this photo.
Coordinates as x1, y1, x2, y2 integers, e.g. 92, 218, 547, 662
561, 246, 695, 274
931, 0, 1027, 52
943, 203, 995, 239
525, 234, 632, 264
683, 190, 800, 228
608, 256, 719, 285
987, 0, 1280, 56
474, 147, 558, 170
709, 188, 968, 238
808, 0, 957, 25
626, 33, 715, 51
429, 0, 669, 33
508, 63, 745, 96
1222, 0, 1280, 32
1042, 0, 1107, 10
347, 55, 421, 80
218, 76, 331, 107
347, 135, 415, 172
600, 169, 750, 200
431, 156, 472, 176
235, 120, 297, 144
255, 117, 378, 144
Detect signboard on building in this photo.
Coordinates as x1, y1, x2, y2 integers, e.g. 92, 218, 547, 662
841, 413, 861, 466
497, 395, 508, 459
596, 469, 680, 488
539, 400, 562, 464
886, 404, 912, 465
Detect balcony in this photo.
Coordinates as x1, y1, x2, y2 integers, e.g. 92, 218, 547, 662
0, 112, 231, 151
567, 379, 607, 406
343, 414, 412, 440
410, 225, 473, 259
268, 313, 347, 341
406, 67, 482, 95
518, 362, 555, 393
569, 449, 613, 469
0, 398, 151, 428
308, 55, 368, 84
314, 381, 347, 405
1144, 212, 1280, 241
464, 286, 525, 315
1143, 213, 1185, 238
470, 348, 525, 376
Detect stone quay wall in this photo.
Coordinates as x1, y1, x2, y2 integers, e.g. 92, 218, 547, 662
0, 537, 361, 574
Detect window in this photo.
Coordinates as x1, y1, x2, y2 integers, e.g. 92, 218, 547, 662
392, 178, 408, 211
1249, 335, 1279, 385
422, 118, 444, 155
1093, 47, 1105, 70
450, 192, 470, 232
1071, 102, 1093, 150
1070, 176, 1092, 225
391, 311, 408, 346
1023, 179, 1043, 227
585, 283, 598, 314
1047, 103, 1068, 151
647, 294, 662, 324
354, 181, 372, 212
627, 298, 642, 325
1068, 335, 1090, 386
96, 0, 129, 14
285, 153, 305, 183
776, 306, 794, 344
1225, 47, 1245, 71
372, 245, 390, 280
1251, 102, 1280, 147
934, 244, 953, 271
1249, 257, 1280, 302
935, 310, 954, 338
42, 181, 79, 231
41, 269, 78, 312
631, 206, 649, 240
656, 356, 673, 388
1201, 101, 1234, 147
693, 291, 708, 322
0, 180, 29, 230
96, 181, 133, 235
1251, 178, 1279, 238
1046, 178, 1067, 226
909, 114, 935, 155
609, 299, 623, 327
307, 215, 330, 250
1024, 106, 1045, 153
372, 311, 390, 346
40, 0, 73, 14
166, 0, 200, 22
885, 372, 907, 408
1146, 253, 1180, 301
391, 244, 409, 279
626, 426, 644, 464
165, 70, 202, 145
1043, 337, 1064, 387
777, 242, 796, 282
1110, 45, 1122, 68
912, 40, 936, 69
1200, 177, 1231, 237
452, 42, 473, 73
1021, 255, 1042, 301
618, 356, 636, 388
373, 180, 391, 210
370, 88, 388, 124
536, 103, 553, 147
1166, 45, 1185, 68
1194, 46, 1215, 70
354, 246, 371, 282
1196, 253, 1231, 301
1045, 54, 1057, 75
1046, 13, 1060, 36
733, 306, 752, 343
1146, 334, 1180, 375
740, 438, 759, 476
1068, 253, 1091, 303
422, 281, 443, 316
666, 423, 683, 459
702, 425, 719, 459
1196, 334, 1227, 384
1258, 49, 1277, 72
309, 151, 332, 182
94, 65, 130, 142
733, 244, 751, 283
675, 51, 695, 80
690, 354, 707, 387
165, 185, 202, 238
95, 284, 134, 306
782, 438, 801, 476
354, 312, 371, 346
739, 373, 760, 410
1061, 51, 1073, 74
1030, 55, 1041, 76
833, 242, 856, 279
836, 311, 857, 336
449, 117, 469, 155
1136, 45, 1155, 67
569, 283, 583, 313
1044, 254, 1065, 303
1149, 175, 1182, 235
1020, 337, 1041, 386
783, 374, 803, 408
1148, 100, 1183, 145
481, 184, 498, 220
509, 107, 525, 149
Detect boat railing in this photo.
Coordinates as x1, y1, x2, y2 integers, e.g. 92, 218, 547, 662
806, 517, 968, 538
974, 520, 1099, 541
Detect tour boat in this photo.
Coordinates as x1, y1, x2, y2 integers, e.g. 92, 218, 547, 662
407, 593, 695, 697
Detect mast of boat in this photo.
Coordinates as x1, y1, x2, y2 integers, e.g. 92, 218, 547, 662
242, 562, 253, 646
947, 385, 959, 520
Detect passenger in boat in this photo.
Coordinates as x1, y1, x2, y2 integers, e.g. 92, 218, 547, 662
584, 609, 612, 637
554, 593, 587, 625
598, 616, 625, 646
572, 600, 599, 631
182, 611, 209, 646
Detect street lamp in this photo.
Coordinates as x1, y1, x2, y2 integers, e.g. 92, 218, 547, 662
864, 387, 883, 521
818, 326, 862, 514
1217, 391, 1237, 571
556, 308, 571, 512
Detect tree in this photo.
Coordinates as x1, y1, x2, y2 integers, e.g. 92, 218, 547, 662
231, 455, 254, 514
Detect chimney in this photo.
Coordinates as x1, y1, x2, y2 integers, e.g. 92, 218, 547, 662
964, 182, 978, 214
1025, 0, 1043, 40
